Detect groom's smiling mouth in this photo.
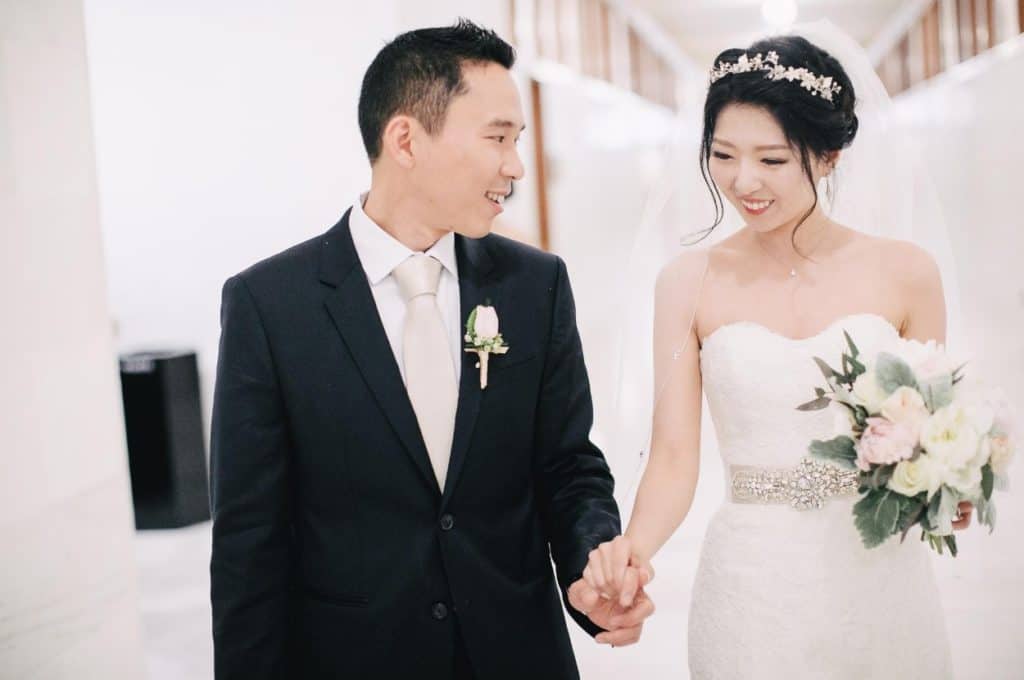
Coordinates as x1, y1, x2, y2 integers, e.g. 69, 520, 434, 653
485, 190, 507, 205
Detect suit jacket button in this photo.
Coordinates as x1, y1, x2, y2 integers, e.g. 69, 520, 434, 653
439, 514, 454, 531
431, 602, 449, 620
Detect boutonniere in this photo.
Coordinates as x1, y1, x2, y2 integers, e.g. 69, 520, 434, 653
464, 304, 508, 389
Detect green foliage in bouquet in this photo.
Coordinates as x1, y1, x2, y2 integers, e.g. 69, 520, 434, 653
797, 330, 998, 557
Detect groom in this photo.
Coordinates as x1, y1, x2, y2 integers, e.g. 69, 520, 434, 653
210, 20, 653, 679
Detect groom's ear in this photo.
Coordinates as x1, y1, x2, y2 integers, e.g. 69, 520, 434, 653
380, 115, 418, 169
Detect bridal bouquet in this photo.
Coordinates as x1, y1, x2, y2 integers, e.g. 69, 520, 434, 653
798, 332, 1014, 556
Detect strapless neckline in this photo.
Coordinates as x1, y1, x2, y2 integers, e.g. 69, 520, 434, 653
700, 312, 899, 353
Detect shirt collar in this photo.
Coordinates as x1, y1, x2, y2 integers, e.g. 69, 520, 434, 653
349, 192, 457, 285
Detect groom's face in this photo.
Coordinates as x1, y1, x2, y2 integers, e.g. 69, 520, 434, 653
412, 62, 526, 238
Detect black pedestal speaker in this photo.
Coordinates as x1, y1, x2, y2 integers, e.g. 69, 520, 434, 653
119, 350, 210, 529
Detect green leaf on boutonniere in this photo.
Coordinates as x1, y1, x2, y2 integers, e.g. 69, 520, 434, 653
809, 436, 857, 468
981, 463, 994, 501
854, 488, 901, 548
465, 307, 478, 336
875, 353, 918, 394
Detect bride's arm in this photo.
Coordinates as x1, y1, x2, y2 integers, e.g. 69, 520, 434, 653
625, 255, 705, 563
897, 241, 946, 344
622, 251, 704, 565
576, 252, 707, 601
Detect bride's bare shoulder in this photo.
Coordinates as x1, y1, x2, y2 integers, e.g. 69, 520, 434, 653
659, 247, 710, 282
854, 232, 941, 285
659, 231, 748, 280
655, 246, 715, 310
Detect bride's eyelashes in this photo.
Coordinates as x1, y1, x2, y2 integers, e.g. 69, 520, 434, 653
711, 151, 788, 165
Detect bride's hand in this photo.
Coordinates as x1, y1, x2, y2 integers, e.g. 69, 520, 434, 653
581, 535, 654, 607
952, 501, 973, 531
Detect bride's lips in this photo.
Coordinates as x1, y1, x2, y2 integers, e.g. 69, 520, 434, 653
741, 198, 774, 216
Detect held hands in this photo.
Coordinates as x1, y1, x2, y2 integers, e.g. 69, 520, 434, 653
567, 535, 655, 647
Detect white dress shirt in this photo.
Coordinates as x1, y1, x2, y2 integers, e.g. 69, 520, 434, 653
349, 193, 462, 383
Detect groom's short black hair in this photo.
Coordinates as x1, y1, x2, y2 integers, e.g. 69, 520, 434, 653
358, 18, 516, 163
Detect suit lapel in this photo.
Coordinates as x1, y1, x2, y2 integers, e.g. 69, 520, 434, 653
442, 235, 500, 507
319, 212, 441, 495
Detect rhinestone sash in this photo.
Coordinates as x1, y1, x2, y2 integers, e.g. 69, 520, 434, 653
729, 457, 860, 510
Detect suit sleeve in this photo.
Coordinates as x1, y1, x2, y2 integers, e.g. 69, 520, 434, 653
210, 275, 293, 678
533, 257, 622, 636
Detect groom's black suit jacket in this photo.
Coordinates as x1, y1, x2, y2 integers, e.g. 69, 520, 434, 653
210, 211, 621, 679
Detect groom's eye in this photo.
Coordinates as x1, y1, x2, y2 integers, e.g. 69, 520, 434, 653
490, 135, 506, 143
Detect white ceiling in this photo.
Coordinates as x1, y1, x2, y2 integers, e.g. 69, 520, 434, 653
628, 0, 905, 66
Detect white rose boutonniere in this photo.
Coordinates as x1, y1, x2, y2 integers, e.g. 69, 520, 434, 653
464, 304, 508, 389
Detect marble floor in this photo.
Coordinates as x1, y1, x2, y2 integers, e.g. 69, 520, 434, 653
135, 476, 1024, 679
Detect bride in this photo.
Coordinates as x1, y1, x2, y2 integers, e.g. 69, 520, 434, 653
569, 30, 970, 678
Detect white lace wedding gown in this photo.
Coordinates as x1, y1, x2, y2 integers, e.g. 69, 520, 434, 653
689, 312, 953, 679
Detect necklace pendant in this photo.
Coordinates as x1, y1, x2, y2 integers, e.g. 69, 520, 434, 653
789, 268, 797, 277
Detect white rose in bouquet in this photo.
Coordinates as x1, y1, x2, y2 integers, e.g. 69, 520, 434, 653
943, 463, 983, 496
920, 404, 984, 469
888, 454, 943, 499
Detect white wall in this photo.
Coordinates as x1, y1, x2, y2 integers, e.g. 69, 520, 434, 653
0, 1, 145, 677
84, 0, 397, 437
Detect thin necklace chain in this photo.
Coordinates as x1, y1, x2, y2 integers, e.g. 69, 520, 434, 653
755, 221, 835, 279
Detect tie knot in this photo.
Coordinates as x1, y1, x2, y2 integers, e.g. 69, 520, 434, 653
392, 254, 442, 302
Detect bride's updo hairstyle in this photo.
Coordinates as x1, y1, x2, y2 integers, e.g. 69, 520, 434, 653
699, 35, 859, 246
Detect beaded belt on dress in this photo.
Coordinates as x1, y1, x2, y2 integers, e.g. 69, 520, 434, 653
729, 457, 859, 510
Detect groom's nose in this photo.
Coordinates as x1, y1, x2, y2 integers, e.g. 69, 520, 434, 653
501, 147, 525, 181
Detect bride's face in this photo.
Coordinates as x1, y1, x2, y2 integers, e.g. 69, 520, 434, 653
708, 103, 831, 233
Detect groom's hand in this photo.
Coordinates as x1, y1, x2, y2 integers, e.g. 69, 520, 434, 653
567, 577, 655, 647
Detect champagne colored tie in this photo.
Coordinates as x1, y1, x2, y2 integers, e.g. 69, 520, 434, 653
392, 254, 458, 491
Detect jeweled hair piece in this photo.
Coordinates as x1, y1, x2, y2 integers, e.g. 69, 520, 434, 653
709, 50, 842, 103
